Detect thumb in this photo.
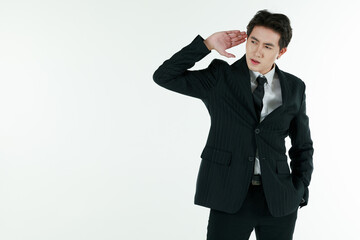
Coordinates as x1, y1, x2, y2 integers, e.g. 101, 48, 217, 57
220, 50, 236, 58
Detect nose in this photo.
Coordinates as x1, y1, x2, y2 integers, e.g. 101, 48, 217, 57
255, 45, 263, 58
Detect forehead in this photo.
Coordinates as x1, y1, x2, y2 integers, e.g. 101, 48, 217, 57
249, 26, 281, 47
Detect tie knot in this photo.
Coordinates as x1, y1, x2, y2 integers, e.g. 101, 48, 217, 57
256, 76, 267, 86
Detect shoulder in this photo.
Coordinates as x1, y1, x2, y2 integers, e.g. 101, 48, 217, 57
209, 58, 229, 67
281, 70, 303, 84
278, 68, 306, 90
207, 58, 230, 73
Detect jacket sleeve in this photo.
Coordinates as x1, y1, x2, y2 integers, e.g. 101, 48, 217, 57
153, 34, 224, 99
288, 83, 314, 207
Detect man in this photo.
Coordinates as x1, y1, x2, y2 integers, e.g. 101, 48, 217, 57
153, 10, 314, 240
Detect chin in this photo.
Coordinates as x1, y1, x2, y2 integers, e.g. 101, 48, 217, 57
245, 58, 258, 71
247, 64, 260, 72
245, 58, 253, 69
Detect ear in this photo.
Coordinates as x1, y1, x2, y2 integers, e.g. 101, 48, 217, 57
277, 47, 287, 59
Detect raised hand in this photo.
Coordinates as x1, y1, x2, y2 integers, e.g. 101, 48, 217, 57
204, 30, 247, 58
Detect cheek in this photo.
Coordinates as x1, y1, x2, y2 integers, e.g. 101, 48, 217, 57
245, 42, 252, 52
267, 53, 278, 61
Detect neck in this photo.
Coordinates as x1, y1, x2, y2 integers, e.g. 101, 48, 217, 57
260, 63, 275, 75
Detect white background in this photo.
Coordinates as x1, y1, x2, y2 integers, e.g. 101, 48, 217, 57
0, 0, 359, 239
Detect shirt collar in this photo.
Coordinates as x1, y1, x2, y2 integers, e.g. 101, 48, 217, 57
249, 63, 276, 86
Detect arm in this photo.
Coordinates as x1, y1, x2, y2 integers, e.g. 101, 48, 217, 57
153, 31, 247, 99
288, 83, 314, 207
153, 35, 217, 99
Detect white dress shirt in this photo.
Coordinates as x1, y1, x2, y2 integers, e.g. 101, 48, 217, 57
249, 64, 282, 174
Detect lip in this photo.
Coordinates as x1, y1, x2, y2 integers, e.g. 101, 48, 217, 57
250, 58, 260, 65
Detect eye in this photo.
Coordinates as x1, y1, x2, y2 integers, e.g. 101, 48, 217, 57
251, 40, 257, 44
265, 46, 272, 50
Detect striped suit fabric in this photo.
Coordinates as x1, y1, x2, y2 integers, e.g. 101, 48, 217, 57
153, 34, 314, 217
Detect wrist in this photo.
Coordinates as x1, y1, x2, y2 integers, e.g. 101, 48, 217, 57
203, 39, 213, 51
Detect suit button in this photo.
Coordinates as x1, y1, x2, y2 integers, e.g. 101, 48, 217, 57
248, 157, 254, 161
255, 128, 260, 134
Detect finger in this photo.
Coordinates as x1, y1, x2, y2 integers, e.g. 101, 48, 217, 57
230, 39, 246, 46
225, 30, 241, 35
227, 32, 243, 39
231, 40, 245, 47
237, 32, 247, 39
229, 34, 247, 41
227, 30, 246, 36
231, 38, 247, 46
230, 36, 247, 42
227, 32, 243, 38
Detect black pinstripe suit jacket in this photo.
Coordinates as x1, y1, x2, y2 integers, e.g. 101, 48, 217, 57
153, 34, 314, 217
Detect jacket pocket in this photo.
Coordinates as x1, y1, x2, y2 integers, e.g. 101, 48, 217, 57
200, 146, 232, 166
276, 160, 290, 174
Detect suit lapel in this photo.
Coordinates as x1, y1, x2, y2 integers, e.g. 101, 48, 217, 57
231, 55, 258, 123
231, 55, 290, 125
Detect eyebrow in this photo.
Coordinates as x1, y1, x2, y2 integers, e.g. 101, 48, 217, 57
250, 36, 275, 47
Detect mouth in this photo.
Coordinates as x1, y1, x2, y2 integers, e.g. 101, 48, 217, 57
250, 58, 260, 65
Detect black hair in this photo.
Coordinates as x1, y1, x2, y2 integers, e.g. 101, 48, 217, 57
247, 9, 292, 50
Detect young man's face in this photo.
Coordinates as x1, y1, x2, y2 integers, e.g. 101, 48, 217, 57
245, 25, 287, 75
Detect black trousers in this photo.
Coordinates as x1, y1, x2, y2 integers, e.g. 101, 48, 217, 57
206, 184, 298, 240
